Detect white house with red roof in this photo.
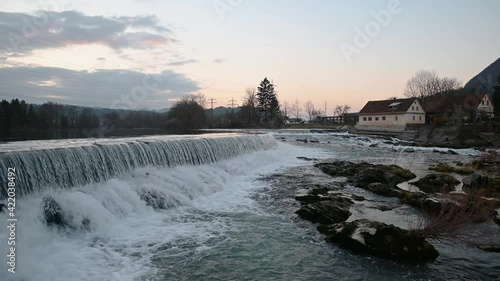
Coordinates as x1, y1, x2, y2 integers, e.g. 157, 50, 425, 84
356, 98, 426, 131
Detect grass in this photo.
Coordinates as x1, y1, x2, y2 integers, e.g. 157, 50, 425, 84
408, 191, 494, 241
428, 162, 474, 175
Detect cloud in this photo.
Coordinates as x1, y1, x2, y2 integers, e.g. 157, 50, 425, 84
213, 58, 225, 64
0, 66, 200, 109
0, 10, 175, 55
167, 59, 197, 66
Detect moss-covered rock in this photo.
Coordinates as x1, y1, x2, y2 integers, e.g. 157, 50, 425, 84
316, 161, 416, 198
296, 196, 353, 225
413, 174, 460, 194
429, 162, 474, 175
317, 219, 439, 262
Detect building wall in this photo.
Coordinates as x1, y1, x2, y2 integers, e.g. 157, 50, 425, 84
357, 100, 426, 126
477, 95, 495, 117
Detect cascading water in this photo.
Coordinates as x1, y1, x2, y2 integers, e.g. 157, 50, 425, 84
0, 133, 277, 199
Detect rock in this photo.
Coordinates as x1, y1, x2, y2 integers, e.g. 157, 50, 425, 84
297, 156, 318, 161
353, 168, 387, 188
369, 143, 379, 148
413, 174, 460, 194
295, 196, 353, 225
365, 183, 404, 198
374, 205, 396, 212
404, 148, 416, 153
316, 161, 416, 198
140, 189, 178, 210
351, 194, 366, 201
316, 161, 372, 178
447, 150, 458, 155
494, 210, 500, 227
42, 197, 67, 227
428, 162, 474, 175
462, 173, 490, 189
310, 140, 320, 143
477, 244, 500, 253
296, 139, 308, 143
0, 203, 6, 213
317, 219, 439, 261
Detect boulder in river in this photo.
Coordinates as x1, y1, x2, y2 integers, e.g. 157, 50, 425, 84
295, 195, 353, 225
42, 197, 68, 227
462, 173, 490, 189
317, 219, 439, 262
413, 174, 460, 194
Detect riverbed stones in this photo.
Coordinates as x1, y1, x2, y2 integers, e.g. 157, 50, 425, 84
317, 219, 439, 261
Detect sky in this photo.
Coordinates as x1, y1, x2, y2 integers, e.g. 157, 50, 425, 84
0, 0, 499, 113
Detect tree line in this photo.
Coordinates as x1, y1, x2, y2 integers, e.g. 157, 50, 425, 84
0, 99, 170, 132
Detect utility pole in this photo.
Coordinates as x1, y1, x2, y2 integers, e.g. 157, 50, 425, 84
228, 98, 237, 112
208, 98, 217, 118
324, 101, 327, 117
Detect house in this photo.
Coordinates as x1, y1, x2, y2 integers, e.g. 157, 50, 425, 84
356, 98, 426, 131
425, 93, 494, 124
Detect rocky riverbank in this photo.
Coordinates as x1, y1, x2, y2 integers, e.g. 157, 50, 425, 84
266, 154, 500, 263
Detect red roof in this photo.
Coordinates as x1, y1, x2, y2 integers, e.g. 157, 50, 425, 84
425, 93, 488, 114
359, 98, 418, 115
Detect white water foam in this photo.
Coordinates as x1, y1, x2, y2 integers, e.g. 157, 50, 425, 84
0, 142, 324, 281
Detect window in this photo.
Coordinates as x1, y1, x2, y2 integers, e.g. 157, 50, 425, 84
395, 116, 398, 121
413, 116, 415, 121
368, 117, 372, 121
382, 116, 386, 121
487, 101, 489, 106
419, 116, 422, 121
375, 117, 379, 121
482, 101, 485, 105
416, 106, 419, 111
363, 117, 367, 121
412, 106, 415, 111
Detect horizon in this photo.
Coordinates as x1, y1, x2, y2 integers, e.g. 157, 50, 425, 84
0, 0, 499, 113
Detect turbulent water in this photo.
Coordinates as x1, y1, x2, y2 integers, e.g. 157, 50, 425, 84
0, 131, 498, 281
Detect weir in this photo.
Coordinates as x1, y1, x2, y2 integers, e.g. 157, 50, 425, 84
0, 133, 277, 199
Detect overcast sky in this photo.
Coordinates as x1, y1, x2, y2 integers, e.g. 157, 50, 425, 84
0, 0, 499, 112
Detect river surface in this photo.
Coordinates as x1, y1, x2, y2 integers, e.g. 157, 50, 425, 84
0, 130, 498, 281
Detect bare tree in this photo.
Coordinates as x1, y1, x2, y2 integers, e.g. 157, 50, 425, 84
193, 92, 206, 108
290, 99, 301, 119
404, 70, 462, 104
303, 100, 316, 121
342, 105, 351, 115
334, 105, 343, 117
282, 101, 290, 119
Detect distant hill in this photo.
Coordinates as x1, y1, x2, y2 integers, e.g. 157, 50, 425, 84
464, 58, 500, 96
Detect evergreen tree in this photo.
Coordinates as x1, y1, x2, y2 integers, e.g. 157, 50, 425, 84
256, 77, 280, 124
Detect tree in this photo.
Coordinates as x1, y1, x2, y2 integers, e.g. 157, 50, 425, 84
77, 108, 99, 129
494, 76, 500, 117
256, 78, 280, 123
404, 70, 462, 104
281, 101, 290, 119
290, 99, 301, 119
240, 88, 259, 127
167, 97, 206, 130
193, 92, 206, 108
303, 100, 316, 121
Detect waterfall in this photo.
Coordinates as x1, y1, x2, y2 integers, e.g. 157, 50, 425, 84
0, 133, 277, 199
